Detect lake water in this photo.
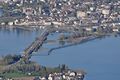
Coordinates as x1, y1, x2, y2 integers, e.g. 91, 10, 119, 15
0, 27, 120, 80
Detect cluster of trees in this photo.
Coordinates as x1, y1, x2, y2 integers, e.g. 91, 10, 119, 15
39, 64, 69, 76
0, 54, 21, 65
0, 54, 69, 77
3, 62, 40, 73
1, 62, 69, 77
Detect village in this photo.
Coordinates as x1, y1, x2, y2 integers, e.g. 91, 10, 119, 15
0, 0, 119, 32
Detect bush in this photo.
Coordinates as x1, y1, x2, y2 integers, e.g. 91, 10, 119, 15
1, 54, 21, 65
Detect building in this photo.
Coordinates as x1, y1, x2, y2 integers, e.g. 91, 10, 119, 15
0, 8, 4, 17
23, 7, 36, 15
77, 11, 86, 18
102, 9, 110, 15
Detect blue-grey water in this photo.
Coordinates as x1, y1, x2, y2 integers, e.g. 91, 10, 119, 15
0, 28, 120, 80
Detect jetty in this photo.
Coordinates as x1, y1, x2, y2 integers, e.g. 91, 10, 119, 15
21, 26, 78, 63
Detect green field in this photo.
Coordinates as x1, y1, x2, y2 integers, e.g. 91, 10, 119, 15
0, 72, 28, 78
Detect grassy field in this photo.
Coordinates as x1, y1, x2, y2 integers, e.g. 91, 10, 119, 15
0, 72, 28, 78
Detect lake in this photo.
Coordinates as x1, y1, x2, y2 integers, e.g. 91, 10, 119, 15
0, 27, 120, 80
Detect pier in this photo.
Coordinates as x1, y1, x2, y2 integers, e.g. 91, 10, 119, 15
21, 26, 77, 62
20, 25, 103, 63
22, 27, 50, 62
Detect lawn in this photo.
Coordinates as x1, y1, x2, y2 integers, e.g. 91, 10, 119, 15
0, 72, 28, 78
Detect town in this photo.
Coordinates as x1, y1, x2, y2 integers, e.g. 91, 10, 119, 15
0, 0, 119, 30
0, 0, 120, 80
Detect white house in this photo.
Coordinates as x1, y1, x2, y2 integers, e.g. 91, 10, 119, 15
113, 28, 119, 32
85, 27, 92, 31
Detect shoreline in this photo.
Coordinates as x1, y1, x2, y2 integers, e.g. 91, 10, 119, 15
0, 25, 119, 80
